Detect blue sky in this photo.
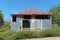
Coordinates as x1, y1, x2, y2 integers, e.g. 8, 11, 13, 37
0, 0, 60, 21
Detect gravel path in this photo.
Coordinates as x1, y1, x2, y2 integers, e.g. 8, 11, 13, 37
23, 37, 60, 40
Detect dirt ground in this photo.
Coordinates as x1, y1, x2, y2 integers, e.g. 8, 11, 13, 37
23, 37, 60, 40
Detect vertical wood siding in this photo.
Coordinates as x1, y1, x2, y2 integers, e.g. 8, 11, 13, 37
11, 16, 21, 32
30, 19, 35, 30
42, 19, 52, 29
30, 19, 41, 30
11, 16, 52, 31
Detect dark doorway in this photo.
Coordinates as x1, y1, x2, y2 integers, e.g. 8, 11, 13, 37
23, 20, 30, 28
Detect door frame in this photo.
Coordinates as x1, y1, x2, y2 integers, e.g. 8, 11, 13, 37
22, 20, 30, 30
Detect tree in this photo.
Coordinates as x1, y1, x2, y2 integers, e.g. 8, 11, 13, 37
0, 11, 4, 26
49, 4, 60, 26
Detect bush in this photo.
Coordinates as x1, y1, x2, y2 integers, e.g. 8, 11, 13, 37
9, 30, 41, 40
0, 30, 14, 40
0, 32, 6, 40
40, 25, 60, 37
52, 23, 59, 29
0, 21, 10, 32
2, 28, 60, 40
0, 28, 6, 32
40, 29, 53, 37
51, 23, 60, 36
51, 28, 60, 37
1, 23, 60, 40
4, 30, 14, 37
9, 29, 60, 40
3, 30, 15, 40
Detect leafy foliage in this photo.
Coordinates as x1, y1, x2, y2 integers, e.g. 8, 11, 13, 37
0, 32, 6, 40
0, 24, 60, 40
0, 21, 10, 32
52, 23, 59, 29
49, 4, 60, 26
40, 29, 52, 37
0, 11, 4, 26
9, 30, 41, 40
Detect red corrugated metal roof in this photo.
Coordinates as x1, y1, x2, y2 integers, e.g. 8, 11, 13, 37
12, 8, 52, 15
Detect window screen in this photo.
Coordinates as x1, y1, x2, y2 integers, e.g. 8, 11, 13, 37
23, 15, 31, 19
12, 15, 16, 22
35, 15, 50, 19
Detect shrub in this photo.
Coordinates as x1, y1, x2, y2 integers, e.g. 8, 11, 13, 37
40, 29, 53, 37
0, 28, 6, 32
0, 25, 10, 32
5, 28, 60, 40
40, 27, 60, 37
0, 32, 6, 40
9, 30, 41, 40
0, 23, 60, 40
51, 23, 60, 36
9, 29, 60, 40
3, 30, 15, 40
52, 23, 59, 29
4, 30, 14, 37
51, 28, 60, 37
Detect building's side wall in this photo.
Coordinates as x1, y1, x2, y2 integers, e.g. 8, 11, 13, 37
42, 19, 52, 29
11, 16, 21, 31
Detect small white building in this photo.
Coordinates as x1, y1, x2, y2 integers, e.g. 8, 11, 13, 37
11, 8, 52, 31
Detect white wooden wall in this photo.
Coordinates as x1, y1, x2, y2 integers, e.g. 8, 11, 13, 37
11, 16, 21, 32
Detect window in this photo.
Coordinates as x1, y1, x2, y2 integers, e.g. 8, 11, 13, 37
23, 15, 31, 19
12, 15, 16, 22
35, 15, 50, 19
